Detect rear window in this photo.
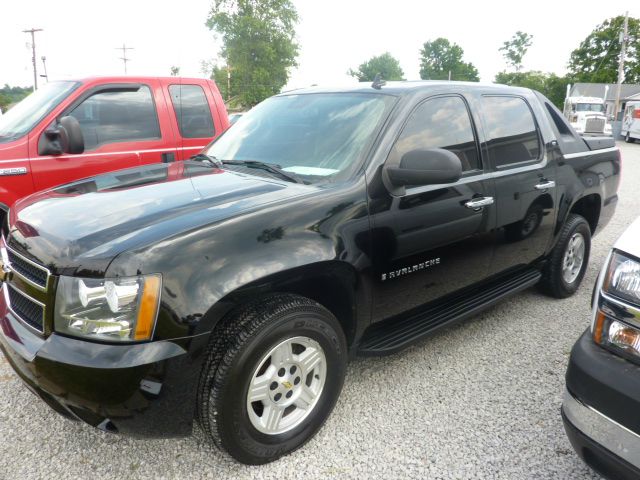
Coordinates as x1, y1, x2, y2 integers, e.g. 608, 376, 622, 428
481, 96, 541, 168
169, 85, 215, 138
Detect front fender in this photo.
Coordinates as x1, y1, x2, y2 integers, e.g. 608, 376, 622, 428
106, 180, 371, 341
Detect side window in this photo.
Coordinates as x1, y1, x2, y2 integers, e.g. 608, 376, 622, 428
169, 85, 215, 138
69, 86, 160, 150
481, 96, 541, 167
389, 96, 480, 172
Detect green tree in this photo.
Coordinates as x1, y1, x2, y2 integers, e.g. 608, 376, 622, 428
0, 85, 31, 112
499, 31, 533, 72
348, 52, 404, 82
206, 0, 299, 107
494, 71, 571, 109
568, 15, 640, 83
419, 38, 479, 81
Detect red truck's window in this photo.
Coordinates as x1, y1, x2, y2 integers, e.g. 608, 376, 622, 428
69, 86, 160, 150
481, 96, 541, 168
169, 85, 215, 139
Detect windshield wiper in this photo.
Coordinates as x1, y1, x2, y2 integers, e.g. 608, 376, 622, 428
222, 160, 305, 184
189, 153, 222, 167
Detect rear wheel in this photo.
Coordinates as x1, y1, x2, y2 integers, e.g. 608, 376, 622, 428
539, 214, 591, 298
626, 132, 635, 143
197, 294, 347, 465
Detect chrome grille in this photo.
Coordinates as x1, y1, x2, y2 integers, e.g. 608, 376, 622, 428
6, 248, 49, 289
7, 284, 45, 333
585, 117, 605, 133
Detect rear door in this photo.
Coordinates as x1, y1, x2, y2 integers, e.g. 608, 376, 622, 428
31, 81, 178, 191
479, 94, 558, 275
164, 81, 218, 160
369, 94, 497, 321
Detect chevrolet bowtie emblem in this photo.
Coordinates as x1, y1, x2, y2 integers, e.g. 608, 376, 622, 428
0, 259, 11, 283
282, 381, 293, 389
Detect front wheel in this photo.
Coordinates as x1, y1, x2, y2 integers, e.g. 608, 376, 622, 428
539, 214, 591, 298
197, 294, 347, 465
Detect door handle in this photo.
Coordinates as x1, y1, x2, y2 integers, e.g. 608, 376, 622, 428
534, 180, 556, 190
464, 196, 494, 210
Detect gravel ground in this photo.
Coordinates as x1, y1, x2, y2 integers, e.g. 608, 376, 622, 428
1, 142, 638, 480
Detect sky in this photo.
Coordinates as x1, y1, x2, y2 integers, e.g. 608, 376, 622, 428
1, 0, 639, 90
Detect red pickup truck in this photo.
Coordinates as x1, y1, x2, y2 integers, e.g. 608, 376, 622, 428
0, 76, 229, 221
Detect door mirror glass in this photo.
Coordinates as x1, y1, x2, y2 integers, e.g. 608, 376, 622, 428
385, 148, 462, 187
38, 115, 85, 156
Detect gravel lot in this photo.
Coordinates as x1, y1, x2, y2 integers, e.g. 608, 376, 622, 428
1, 142, 638, 480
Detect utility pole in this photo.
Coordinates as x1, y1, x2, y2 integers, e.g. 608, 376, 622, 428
116, 43, 134, 74
23, 28, 43, 91
40, 56, 48, 82
613, 12, 629, 122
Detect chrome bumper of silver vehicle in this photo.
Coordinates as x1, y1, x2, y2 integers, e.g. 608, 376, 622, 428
562, 388, 640, 469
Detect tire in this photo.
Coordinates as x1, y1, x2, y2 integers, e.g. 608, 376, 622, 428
197, 293, 347, 465
539, 214, 591, 299
625, 132, 635, 143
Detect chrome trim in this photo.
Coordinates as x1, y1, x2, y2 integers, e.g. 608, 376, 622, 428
4, 283, 45, 335
534, 180, 556, 190
563, 146, 619, 160
4, 241, 51, 291
563, 389, 640, 469
599, 291, 640, 328
464, 196, 494, 209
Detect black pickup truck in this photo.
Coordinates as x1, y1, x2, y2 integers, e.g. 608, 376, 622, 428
0, 82, 620, 464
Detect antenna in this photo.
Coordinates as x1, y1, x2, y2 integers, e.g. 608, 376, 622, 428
116, 43, 134, 74
371, 73, 386, 90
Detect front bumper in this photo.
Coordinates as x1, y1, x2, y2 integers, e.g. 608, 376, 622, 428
563, 329, 640, 479
0, 283, 208, 437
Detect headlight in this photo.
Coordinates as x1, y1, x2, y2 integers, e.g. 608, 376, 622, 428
54, 274, 161, 342
603, 251, 640, 305
592, 251, 640, 358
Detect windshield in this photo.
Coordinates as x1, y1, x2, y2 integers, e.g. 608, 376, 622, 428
575, 103, 604, 113
0, 81, 79, 143
206, 92, 396, 182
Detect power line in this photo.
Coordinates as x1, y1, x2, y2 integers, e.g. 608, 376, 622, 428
115, 43, 134, 74
22, 28, 43, 91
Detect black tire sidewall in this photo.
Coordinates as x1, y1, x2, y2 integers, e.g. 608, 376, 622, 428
555, 218, 591, 296
216, 307, 346, 463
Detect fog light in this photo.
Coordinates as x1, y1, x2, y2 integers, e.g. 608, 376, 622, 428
609, 320, 640, 356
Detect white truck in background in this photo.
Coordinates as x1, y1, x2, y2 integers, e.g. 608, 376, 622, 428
622, 100, 640, 143
563, 95, 611, 136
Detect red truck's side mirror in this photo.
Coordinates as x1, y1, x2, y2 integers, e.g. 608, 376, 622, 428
38, 116, 85, 156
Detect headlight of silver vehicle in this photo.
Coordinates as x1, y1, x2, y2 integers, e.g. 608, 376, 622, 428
54, 274, 161, 342
593, 251, 640, 357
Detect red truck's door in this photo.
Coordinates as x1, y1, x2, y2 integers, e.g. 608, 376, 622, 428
30, 80, 179, 191
162, 79, 224, 160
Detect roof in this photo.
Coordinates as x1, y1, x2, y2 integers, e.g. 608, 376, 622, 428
570, 83, 640, 101
58, 76, 212, 84
280, 81, 532, 96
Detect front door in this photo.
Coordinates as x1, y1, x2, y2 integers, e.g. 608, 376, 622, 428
31, 82, 178, 192
369, 95, 496, 322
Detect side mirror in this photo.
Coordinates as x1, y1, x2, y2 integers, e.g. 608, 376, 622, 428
385, 148, 462, 190
38, 116, 85, 156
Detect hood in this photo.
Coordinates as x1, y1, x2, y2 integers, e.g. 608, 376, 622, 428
6, 162, 309, 275
614, 217, 640, 258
